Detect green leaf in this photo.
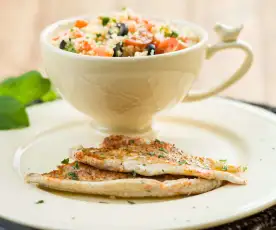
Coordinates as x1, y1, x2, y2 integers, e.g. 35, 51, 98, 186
41, 88, 60, 102
0, 96, 29, 130
0, 71, 51, 105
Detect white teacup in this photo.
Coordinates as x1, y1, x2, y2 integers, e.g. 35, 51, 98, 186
41, 17, 253, 134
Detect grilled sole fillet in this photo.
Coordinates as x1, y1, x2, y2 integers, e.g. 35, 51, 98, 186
25, 162, 222, 198
71, 135, 247, 185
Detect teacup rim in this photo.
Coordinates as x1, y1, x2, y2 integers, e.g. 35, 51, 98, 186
40, 15, 208, 61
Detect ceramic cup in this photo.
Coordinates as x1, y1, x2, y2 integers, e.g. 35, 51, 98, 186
41, 18, 253, 134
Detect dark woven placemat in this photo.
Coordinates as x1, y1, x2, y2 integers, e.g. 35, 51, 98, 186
1, 101, 276, 230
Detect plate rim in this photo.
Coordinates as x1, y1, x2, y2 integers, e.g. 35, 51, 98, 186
1, 97, 276, 230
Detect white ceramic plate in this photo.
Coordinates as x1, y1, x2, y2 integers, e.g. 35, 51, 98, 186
1, 97, 276, 230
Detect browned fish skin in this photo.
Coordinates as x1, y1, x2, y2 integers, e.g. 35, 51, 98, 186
81, 135, 241, 173
71, 135, 246, 184
26, 161, 223, 197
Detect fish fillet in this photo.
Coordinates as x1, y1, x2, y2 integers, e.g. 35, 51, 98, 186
72, 135, 246, 185
25, 162, 222, 198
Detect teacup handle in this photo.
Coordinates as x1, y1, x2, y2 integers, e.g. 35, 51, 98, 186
183, 23, 253, 102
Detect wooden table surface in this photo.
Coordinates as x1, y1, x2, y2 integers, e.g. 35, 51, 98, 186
0, 0, 274, 105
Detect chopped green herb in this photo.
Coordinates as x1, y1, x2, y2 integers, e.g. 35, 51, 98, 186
100, 154, 105, 158
68, 172, 78, 180
65, 42, 76, 53
101, 17, 110, 26
70, 28, 74, 32
148, 152, 155, 156
35, 200, 44, 204
132, 171, 137, 177
127, 200, 135, 205
178, 160, 187, 165
164, 32, 171, 37
142, 164, 146, 166
129, 140, 135, 144
61, 158, 69, 164
171, 31, 179, 38
162, 169, 165, 172
73, 161, 79, 170
111, 18, 117, 23
159, 147, 167, 153
158, 154, 165, 158
122, 7, 127, 10
96, 33, 101, 38
242, 166, 248, 172
219, 159, 227, 163
155, 139, 161, 143
222, 165, 228, 171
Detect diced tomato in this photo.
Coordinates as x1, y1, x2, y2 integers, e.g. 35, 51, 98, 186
126, 21, 137, 33
152, 36, 161, 48
143, 19, 154, 32
156, 37, 187, 54
82, 41, 92, 51
93, 47, 113, 57
75, 20, 88, 28
74, 32, 83, 38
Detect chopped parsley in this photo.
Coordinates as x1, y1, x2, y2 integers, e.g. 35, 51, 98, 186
61, 158, 69, 164
159, 147, 167, 153
65, 42, 76, 53
35, 200, 44, 204
132, 171, 137, 177
122, 7, 127, 10
148, 152, 155, 156
164, 31, 172, 37
111, 18, 117, 23
162, 169, 165, 172
73, 161, 79, 170
219, 159, 227, 163
170, 31, 179, 38
101, 17, 110, 26
96, 33, 101, 38
142, 164, 146, 166
68, 172, 78, 180
154, 139, 161, 143
127, 200, 135, 205
178, 160, 187, 165
242, 166, 248, 172
222, 165, 228, 171
129, 140, 135, 144
158, 154, 165, 158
